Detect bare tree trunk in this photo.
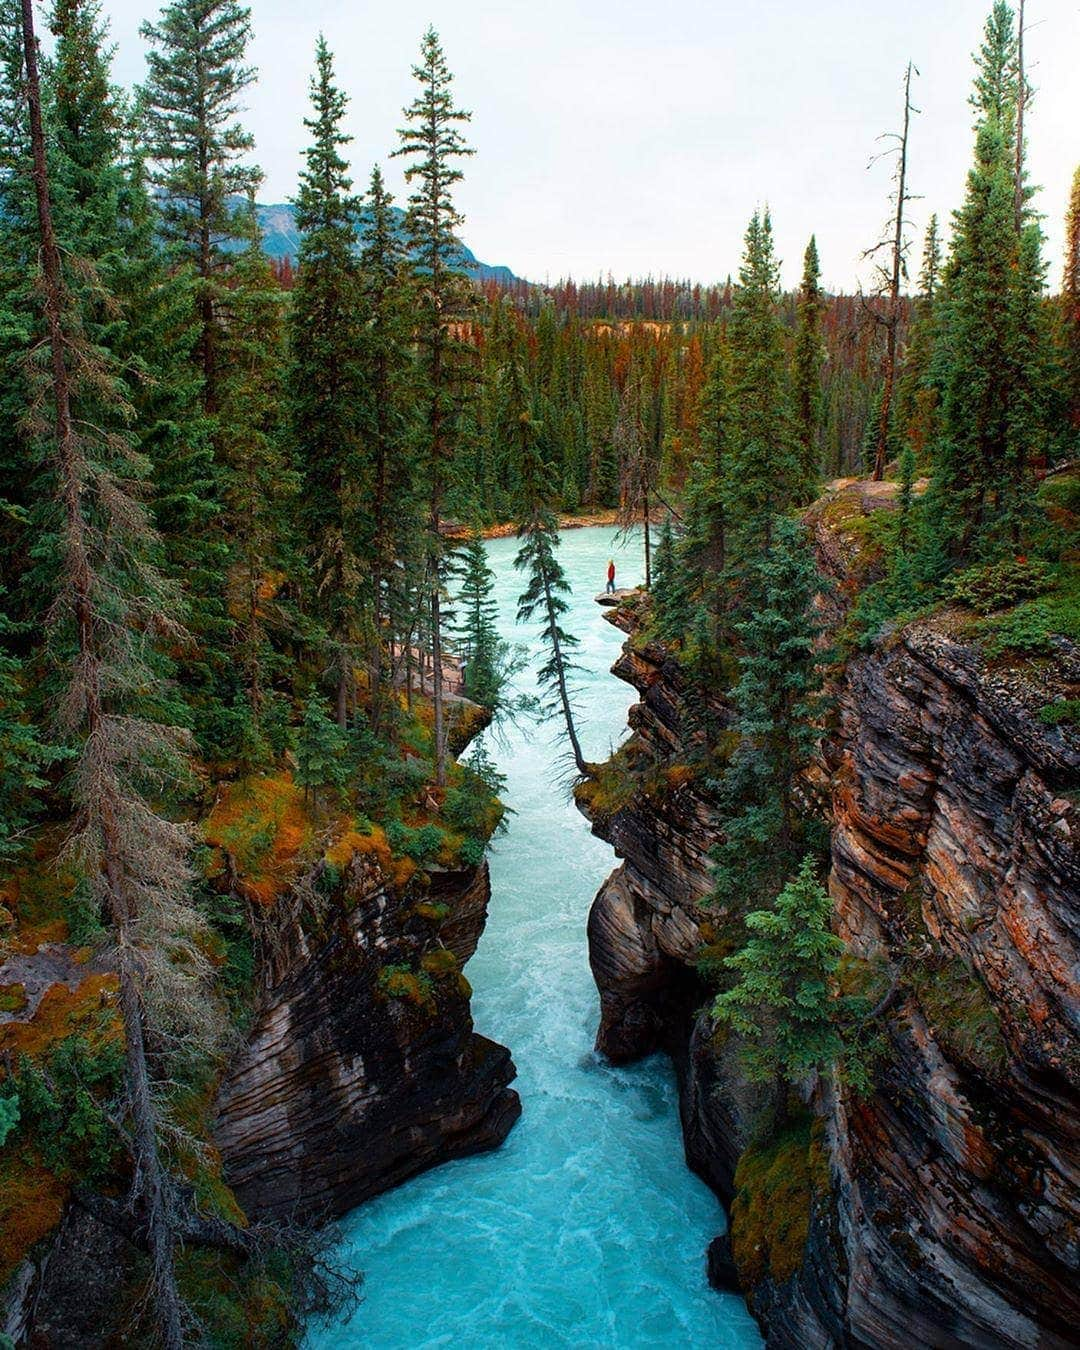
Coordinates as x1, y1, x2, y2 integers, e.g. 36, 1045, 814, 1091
429, 327, 447, 786
874, 62, 914, 482
19, 2, 185, 1344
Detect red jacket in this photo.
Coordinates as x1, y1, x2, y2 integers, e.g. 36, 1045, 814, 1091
607, 563, 616, 582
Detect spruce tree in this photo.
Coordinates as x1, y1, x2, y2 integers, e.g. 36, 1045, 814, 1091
1062, 166, 1080, 446
15, 1, 218, 1337
289, 35, 366, 728
453, 531, 503, 711
0, 599, 50, 861
712, 517, 826, 909
713, 855, 843, 1096
721, 210, 801, 549
509, 354, 589, 778
930, 114, 1046, 557
894, 215, 942, 457
140, 0, 261, 414
394, 26, 475, 786
793, 235, 824, 487
360, 163, 415, 727
217, 211, 293, 761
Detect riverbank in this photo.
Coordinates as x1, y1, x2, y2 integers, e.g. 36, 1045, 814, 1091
445, 509, 622, 540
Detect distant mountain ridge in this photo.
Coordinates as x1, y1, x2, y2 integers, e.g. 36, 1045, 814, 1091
253, 201, 521, 286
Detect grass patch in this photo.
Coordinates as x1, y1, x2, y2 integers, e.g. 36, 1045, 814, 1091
0, 982, 27, 1013
0, 1151, 68, 1284
204, 773, 314, 906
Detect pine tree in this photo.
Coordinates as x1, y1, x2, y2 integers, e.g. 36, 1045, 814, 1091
894, 214, 942, 457
140, 0, 261, 415
1062, 166, 1080, 445
453, 531, 504, 711
712, 517, 826, 909
15, 0, 218, 1337
930, 114, 1046, 557
0, 598, 50, 861
793, 235, 824, 486
295, 697, 349, 806
971, 2, 1019, 148
509, 353, 589, 778
289, 35, 366, 729
394, 26, 475, 786
721, 210, 801, 549
360, 163, 416, 727
713, 855, 843, 1094
217, 209, 293, 761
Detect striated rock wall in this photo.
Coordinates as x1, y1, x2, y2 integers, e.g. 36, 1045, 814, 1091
581, 594, 1080, 1348
213, 853, 521, 1224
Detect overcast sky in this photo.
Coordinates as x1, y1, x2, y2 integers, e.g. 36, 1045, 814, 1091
98, 0, 1079, 292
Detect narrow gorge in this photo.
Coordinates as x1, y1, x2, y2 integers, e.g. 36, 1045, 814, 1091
578, 482, 1080, 1349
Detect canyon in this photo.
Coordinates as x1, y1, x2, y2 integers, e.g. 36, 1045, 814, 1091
579, 483, 1080, 1347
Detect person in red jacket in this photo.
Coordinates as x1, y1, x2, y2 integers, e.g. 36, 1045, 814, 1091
606, 559, 616, 594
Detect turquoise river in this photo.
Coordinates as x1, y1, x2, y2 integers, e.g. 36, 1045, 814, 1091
308, 526, 762, 1349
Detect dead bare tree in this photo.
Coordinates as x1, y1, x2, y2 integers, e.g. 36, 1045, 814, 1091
862, 61, 919, 481
17, 2, 221, 1341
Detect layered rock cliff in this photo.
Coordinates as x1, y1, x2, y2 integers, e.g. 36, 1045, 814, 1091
579, 496, 1080, 1348
214, 850, 521, 1223
3, 726, 520, 1341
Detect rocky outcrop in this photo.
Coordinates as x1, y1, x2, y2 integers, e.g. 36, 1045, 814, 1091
214, 853, 521, 1223
580, 548, 1080, 1346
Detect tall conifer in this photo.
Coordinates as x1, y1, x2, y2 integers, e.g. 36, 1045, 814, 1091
793, 234, 824, 486
289, 35, 366, 728
394, 26, 475, 785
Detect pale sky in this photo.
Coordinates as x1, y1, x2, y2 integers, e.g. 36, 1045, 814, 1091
97, 0, 1080, 292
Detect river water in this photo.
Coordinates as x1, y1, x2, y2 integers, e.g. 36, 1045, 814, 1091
307, 526, 761, 1349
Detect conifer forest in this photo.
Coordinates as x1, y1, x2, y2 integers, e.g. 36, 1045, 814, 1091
0, 1, 1078, 1347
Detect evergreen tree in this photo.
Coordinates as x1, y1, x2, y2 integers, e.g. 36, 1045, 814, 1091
895, 214, 942, 457
793, 234, 824, 485
929, 115, 1045, 556
360, 163, 416, 727
453, 531, 506, 711
295, 697, 349, 806
289, 35, 366, 728
721, 210, 802, 549
649, 517, 690, 645
713, 855, 843, 1095
394, 26, 475, 785
15, 2, 219, 1337
509, 354, 589, 777
140, 0, 261, 414
712, 517, 826, 909
217, 210, 293, 761
0, 600, 50, 861
971, 2, 1019, 149
1062, 166, 1080, 447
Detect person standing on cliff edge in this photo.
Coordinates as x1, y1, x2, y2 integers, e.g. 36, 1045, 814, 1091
606, 559, 616, 594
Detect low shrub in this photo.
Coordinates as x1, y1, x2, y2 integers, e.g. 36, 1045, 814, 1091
1039, 699, 1080, 727
948, 557, 1053, 614
385, 820, 447, 866
377, 963, 434, 1008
